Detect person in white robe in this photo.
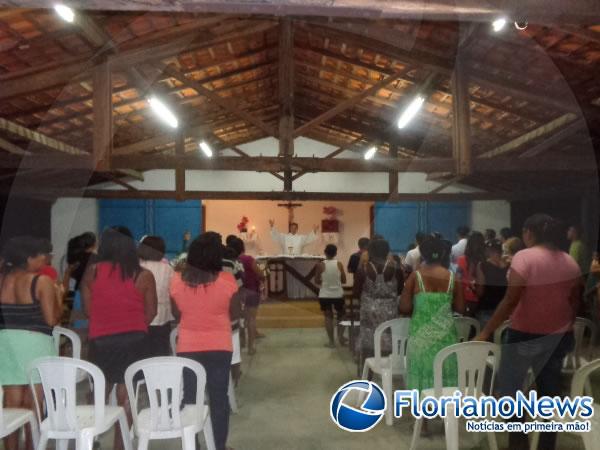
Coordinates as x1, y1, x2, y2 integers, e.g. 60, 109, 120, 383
269, 220, 319, 255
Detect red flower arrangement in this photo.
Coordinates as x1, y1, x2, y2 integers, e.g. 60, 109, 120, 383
237, 216, 249, 232
323, 206, 337, 217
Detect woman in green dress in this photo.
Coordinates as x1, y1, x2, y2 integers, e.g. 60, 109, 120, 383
400, 235, 464, 432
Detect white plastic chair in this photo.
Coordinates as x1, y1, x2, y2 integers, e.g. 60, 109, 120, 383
360, 318, 410, 426
30, 356, 132, 450
531, 358, 600, 450
563, 317, 597, 374
454, 316, 480, 343
410, 341, 500, 450
125, 357, 216, 450
170, 327, 238, 413
493, 320, 511, 346
0, 384, 39, 448
53, 326, 89, 385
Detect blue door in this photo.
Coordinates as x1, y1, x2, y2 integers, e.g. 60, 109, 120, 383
99, 199, 202, 259
373, 201, 470, 254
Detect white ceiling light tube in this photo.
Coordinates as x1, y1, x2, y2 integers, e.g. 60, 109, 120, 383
364, 146, 377, 160
199, 141, 213, 158
54, 4, 75, 23
397, 95, 425, 129
492, 17, 507, 32
148, 96, 178, 129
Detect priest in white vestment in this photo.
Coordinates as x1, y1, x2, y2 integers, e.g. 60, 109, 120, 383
269, 220, 319, 255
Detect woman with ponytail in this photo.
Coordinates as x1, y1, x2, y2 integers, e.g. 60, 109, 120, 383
476, 213, 583, 450
401, 235, 464, 435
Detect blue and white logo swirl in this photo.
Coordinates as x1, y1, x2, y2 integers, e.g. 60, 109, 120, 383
330, 380, 386, 432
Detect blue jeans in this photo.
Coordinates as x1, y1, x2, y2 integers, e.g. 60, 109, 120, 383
178, 351, 232, 450
497, 329, 574, 450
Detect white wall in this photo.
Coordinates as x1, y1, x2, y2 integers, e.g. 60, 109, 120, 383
471, 200, 511, 234
51, 198, 98, 274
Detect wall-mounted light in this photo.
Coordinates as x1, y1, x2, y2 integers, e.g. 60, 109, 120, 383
492, 18, 507, 32
364, 146, 377, 160
148, 96, 178, 129
54, 4, 75, 23
397, 95, 425, 129
199, 141, 213, 158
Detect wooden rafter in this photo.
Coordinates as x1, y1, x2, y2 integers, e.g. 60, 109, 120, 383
0, 117, 86, 155
278, 18, 295, 191
478, 113, 579, 159
451, 57, 471, 175
293, 68, 407, 137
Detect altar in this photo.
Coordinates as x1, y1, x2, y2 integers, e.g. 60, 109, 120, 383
257, 255, 323, 299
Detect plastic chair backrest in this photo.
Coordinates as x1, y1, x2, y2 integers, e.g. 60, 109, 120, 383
29, 357, 105, 432
125, 357, 206, 432
493, 320, 511, 346
373, 318, 411, 369
52, 326, 82, 359
454, 316, 480, 343
570, 358, 600, 398
170, 327, 178, 356
572, 317, 597, 367
433, 341, 500, 398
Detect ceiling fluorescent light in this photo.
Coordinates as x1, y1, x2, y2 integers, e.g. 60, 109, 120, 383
148, 96, 178, 129
199, 141, 213, 158
364, 146, 377, 160
492, 18, 507, 32
54, 4, 75, 23
397, 95, 425, 129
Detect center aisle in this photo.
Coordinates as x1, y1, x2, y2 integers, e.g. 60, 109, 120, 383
228, 328, 412, 450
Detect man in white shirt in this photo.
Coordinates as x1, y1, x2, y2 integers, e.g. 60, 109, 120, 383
451, 225, 470, 262
404, 232, 426, 271
269, 219, 319, 255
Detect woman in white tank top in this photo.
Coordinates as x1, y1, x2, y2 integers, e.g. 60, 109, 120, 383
315, 244, 347, 347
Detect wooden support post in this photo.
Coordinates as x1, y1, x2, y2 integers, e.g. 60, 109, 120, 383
451, 58, 472, 176
175, 131, 185, 202
93, 58, 113, 170
388, 142, 399, 202
279, 18, 294, 191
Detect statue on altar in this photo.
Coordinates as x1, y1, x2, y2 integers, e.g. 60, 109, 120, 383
269, 219, 319, 255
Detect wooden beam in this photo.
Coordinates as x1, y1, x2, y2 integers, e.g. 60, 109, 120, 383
293, 69, 405, 137
388, 142, 399, 202
478, 113, 579, 159
175, 131, 185, 201
92, 59, 112, 170
18, 188, 590, 203
0, 117, 87, 155
0, 154, 595, 174
292, 135, 365, 181
0, 136, 30, 155
0, 19, 275, 101
429, 176, 464, 194
160, 64, 277, 137
279, 18, 295, 192
451, 57, 472, 175
519, 119, 588, 158
101, 172, 138, 191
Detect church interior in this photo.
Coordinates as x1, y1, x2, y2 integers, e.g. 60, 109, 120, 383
0, 1, 599, 449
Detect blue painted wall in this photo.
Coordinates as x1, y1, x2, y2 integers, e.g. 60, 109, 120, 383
99, 199, 202, 258
374, 201, 470, 254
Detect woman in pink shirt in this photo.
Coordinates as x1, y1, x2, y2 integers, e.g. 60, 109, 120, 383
476, 214, 583, 450
170, 232, 241, 450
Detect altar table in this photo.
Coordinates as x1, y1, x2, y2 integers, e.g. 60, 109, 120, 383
256, 255, 323, 299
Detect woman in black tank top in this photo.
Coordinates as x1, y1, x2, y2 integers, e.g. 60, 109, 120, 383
0, 236, 62, 450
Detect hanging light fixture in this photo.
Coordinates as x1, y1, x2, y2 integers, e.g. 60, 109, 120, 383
148, 96, 178, 129
54, 4, 75, 23
492, 18, 507, 32
397, 95, 425, 129
363, 146, 377, 160
199, 141, 213, 158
